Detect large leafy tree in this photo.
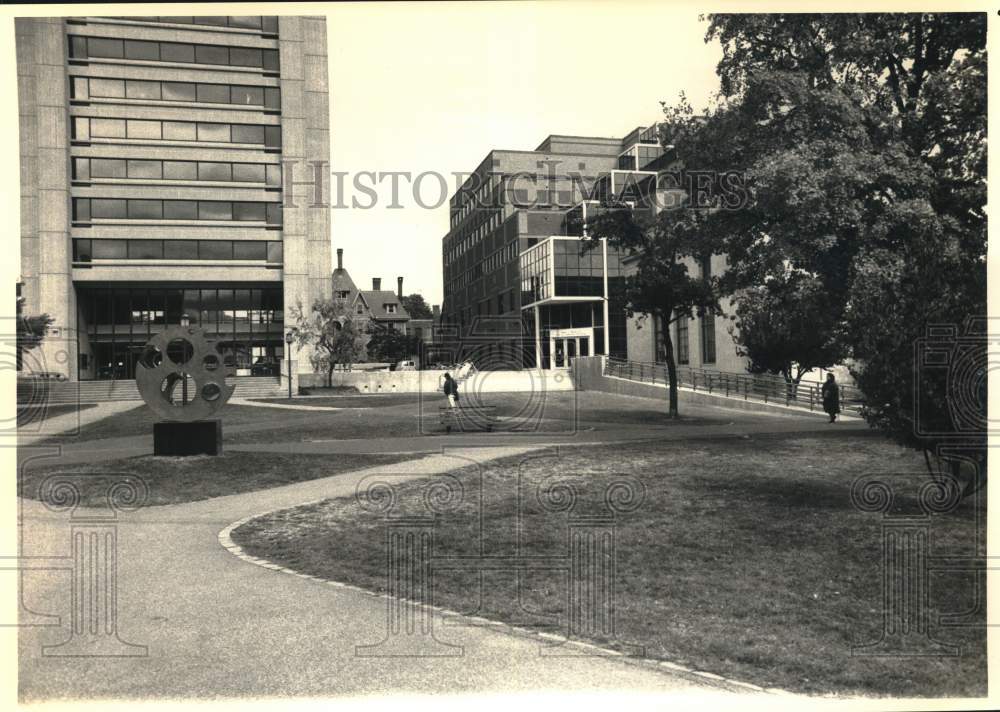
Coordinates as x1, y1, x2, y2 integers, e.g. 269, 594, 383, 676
400, 293, 433, 320
729, 271, 846, 386
696, 13, 986, 491
586, 201, 722, 418
289, 299, 365, 386
366, 325, 420, 366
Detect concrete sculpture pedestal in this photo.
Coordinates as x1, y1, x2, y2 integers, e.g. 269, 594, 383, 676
153, 420, 223, 456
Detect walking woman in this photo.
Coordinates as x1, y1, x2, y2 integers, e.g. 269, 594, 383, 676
821, 373, 840, 423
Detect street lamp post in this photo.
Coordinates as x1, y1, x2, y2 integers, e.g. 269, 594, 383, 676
284, 331, 294, 399
180, 313, 190, 404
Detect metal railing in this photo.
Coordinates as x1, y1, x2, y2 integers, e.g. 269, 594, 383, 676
603, 358, 863, 413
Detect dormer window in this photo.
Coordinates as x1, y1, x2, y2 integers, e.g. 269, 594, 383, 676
356, 304, 364, 314
336, 290, 349, 299
385, 303, 397, 314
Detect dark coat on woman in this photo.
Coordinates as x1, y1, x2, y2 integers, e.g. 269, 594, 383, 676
821, 379, 840, 415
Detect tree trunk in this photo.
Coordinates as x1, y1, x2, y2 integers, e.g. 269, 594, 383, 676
661, 314, 680, 419
326, 361, 334, 388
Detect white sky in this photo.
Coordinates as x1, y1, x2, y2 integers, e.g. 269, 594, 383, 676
327, 1, 724, 305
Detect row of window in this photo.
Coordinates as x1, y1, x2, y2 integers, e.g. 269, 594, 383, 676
72, 117, 281, 148
73, 238, 282, 263
71, 76, 280, 109
100, 16, 279, 32
72, 198, 282, 223
72, 157, 281, 186
69, 35, 280, 71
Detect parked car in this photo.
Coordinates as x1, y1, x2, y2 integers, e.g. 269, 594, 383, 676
395, 360, 417, 371
250, 360, 279, 377
35, 371, 69, 381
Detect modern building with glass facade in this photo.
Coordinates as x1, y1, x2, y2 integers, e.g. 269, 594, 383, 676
17, 15, 331, 381
441, 125, 747, 372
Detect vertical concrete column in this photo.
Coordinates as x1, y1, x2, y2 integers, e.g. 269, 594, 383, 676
17, 19, 75, 379
279, 16, 331, 379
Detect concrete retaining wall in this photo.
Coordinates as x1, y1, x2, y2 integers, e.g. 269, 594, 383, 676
300, 369, 576, 395
572, 356, 831, 418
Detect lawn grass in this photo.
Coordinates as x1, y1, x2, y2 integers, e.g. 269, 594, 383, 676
20, 451, 415, 506
18, 403, 97, 427
231, 433, 986, 697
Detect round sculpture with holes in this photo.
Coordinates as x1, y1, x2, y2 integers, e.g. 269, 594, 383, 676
136, 325, 234, 456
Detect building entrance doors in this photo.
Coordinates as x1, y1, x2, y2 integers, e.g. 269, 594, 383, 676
549, 328, 593, 369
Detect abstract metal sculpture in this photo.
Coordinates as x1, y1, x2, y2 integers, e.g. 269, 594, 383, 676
136, 325, 234, 455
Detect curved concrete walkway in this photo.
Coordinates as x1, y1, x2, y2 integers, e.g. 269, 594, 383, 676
16, 446, 763, 701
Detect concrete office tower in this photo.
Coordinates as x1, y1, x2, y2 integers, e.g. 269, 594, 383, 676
16, 15, 331, 383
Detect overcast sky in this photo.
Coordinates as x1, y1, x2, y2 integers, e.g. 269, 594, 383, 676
327, 1, 724, 305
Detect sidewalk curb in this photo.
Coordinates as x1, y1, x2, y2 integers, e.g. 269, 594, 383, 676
218, 511, 796, 698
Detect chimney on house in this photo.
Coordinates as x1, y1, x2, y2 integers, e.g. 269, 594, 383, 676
397, 277, 404, 300
372, 277, 381, 291
336, 248, 343, 270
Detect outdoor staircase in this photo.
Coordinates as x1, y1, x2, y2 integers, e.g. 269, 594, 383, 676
17, 376, 285, 405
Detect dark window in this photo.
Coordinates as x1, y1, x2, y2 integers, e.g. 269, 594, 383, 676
164, 240, 198, 259
194, 16, 229, 26
195, 44, 229, 65
700, 312, 716, 365
233, 163, 265, 183
92, 239, 127, 259
229, 47, 263, 67
264, 87, 280, 109
128, 240, 163, 259
232, 124, 264, 144
267, 241, 283, 263
199, 162, 232, 181
231, 85, 263, 106
124, 40, 159, 61
233, 202, 265, 221
127, 159, 162, 179
90, 158, 126, 178
266, 203, 282, 225
73, 239, 92, 262
73, 199, 91, 221
88, 37, 124, 59
163, 121, 196, 141
262, 17, 279, 33
676, 317, 689, 365
90, 78, 125, 98
162, 81, 196, 101
264, 125, 281, 148
164, 200, 198, 219
197, 122, 230, 142
230, 16, 263, 29
265, 164, 281, 186
128, 200, 163, 219
163, 161, 197, 180
197, 83, 231, 104
72, 157, 90, 181
262, 49, 279, 71
199, 202, 233, 220
233, 241, 267, 260
160, 42, 195, 63
199, 240, 233, 260
91, 199, 127, 218
69, 36, 88, 59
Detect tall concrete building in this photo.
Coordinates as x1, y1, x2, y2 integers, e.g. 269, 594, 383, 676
16, 15, 331, 382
